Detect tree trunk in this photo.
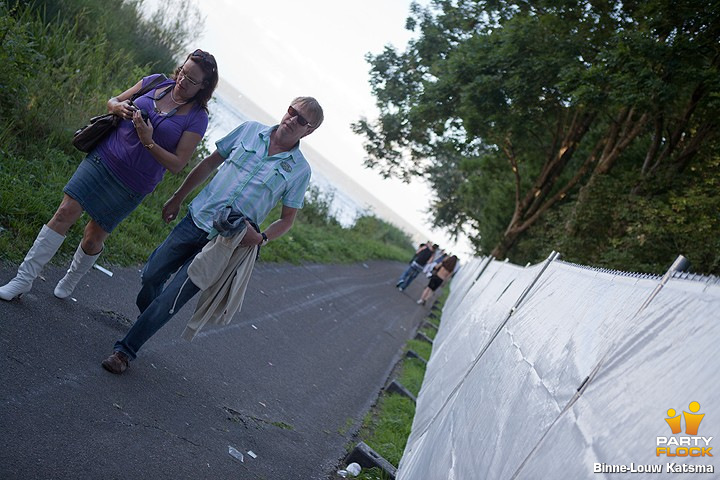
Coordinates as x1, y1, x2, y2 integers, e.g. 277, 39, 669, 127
490, 225, 523, 260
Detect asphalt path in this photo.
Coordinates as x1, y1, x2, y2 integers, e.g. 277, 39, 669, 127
0, 259, 430, 479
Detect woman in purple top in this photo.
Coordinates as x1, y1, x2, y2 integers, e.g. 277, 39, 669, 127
0, 49, 219, 302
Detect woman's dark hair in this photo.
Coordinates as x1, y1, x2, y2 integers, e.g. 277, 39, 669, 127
442, 255, 458, 272
172, 49, 218, 112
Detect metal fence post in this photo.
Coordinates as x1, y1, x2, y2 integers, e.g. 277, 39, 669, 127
636, 254, 690, 314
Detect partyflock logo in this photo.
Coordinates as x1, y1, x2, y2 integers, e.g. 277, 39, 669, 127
594, 401, 714, 474
656, 401, 713, 457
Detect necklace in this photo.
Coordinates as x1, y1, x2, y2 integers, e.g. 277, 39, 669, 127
170, 88, 188, 106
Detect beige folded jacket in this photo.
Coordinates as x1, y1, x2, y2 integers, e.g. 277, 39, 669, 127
181, 228, 257, 341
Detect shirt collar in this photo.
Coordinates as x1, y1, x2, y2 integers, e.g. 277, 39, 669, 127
260, 125, 300, 162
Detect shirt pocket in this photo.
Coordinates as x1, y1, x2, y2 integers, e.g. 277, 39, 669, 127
263, 167, 289, 196
227, 141, 257, 166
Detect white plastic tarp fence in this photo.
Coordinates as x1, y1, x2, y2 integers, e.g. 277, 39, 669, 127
397, 255, 720, 479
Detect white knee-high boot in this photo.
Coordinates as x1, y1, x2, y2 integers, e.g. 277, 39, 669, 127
0, 225, 65, 301
54, 243, 102, 299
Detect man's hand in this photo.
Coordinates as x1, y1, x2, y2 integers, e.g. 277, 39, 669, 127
162, 196, 181, 223
240, 220, 263, 247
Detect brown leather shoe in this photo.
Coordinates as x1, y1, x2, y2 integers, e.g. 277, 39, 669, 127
102, 351, 129, 374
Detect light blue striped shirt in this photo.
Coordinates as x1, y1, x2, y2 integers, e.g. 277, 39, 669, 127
189, 121, 312, 233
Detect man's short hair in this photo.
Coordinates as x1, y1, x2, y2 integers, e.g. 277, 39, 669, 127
291, 96, 324, 129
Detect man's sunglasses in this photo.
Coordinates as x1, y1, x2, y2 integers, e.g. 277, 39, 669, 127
288, 106, 313, 127
191, 49, 217, 72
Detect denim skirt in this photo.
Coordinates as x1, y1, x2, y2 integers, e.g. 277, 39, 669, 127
63, 150, 146, 233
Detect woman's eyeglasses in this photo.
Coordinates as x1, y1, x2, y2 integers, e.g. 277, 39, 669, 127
288, 106, 313, 127
191, 49, 217, 72
178, 67, 202, 86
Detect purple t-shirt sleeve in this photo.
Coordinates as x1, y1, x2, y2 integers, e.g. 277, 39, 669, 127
186, 107, 209, 136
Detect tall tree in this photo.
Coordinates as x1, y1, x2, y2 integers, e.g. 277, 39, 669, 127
353, 0, 720, 263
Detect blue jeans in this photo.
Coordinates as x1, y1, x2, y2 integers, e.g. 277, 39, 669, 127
115, 213, 209, 359
397, 262, 423, 289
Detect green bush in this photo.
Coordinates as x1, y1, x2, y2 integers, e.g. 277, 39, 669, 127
296, 185, 341, 227
260, 191, 415, 265
0, 1, 182, 155
513, 154, 720, 274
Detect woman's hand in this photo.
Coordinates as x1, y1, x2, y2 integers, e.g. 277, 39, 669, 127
132, 110, 154, 145
110, 98, 137, 120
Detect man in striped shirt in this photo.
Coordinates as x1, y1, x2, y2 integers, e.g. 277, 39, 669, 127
102, 97, 324, 374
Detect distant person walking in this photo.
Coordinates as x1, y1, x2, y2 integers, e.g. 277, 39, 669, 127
101, 96, 324, 374
396, 242, 437, 291
0, 49, 218, 301
417, 255, 458, 305
423, 248, 447, 277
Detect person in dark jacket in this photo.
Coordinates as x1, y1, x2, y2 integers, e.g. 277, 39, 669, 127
396, 242, 437, 291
